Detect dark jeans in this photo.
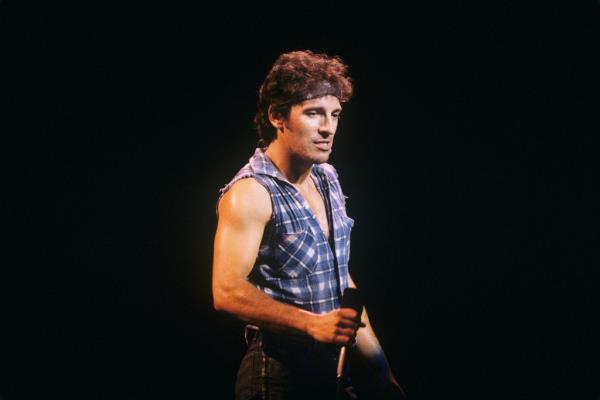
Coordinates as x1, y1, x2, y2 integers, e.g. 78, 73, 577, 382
235, 328, 352, 400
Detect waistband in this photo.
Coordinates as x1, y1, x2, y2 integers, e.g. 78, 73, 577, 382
244, 325, 339, 357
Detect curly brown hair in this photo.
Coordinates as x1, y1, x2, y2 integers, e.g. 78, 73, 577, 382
254, 50, 354, 146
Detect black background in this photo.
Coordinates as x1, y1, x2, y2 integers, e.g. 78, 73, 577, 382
2, 1, 599, 399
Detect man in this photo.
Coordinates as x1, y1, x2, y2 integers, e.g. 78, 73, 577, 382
212, 50, 405, 399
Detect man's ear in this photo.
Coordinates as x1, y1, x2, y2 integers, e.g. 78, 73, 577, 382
268, 106, 284, 132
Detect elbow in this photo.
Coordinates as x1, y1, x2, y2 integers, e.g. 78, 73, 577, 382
212, 284, 235, 314
212, 297, 222, 312
212, 276, 249, 316
212, 289, 227, 312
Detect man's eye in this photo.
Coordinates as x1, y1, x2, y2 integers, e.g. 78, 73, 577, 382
333, 114, 341, 119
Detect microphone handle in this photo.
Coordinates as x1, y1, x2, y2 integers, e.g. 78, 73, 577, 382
336, 345, 347, 379
336, 287, 364, 397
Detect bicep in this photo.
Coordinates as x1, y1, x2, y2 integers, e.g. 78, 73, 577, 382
212, 179, 271, 291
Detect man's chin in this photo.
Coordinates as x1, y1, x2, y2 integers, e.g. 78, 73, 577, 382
294, 150, 331, 165
312, 156, 330, 165
312, 151, 332, 164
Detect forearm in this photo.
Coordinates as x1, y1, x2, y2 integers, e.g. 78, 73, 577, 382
353, 309, 406, 398
213, 279, 314, 335
355, 310, 394, 377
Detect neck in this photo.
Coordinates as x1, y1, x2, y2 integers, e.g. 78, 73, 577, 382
264, 141, 312, 185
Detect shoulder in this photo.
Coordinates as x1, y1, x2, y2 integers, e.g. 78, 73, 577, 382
217, 177, 272, 224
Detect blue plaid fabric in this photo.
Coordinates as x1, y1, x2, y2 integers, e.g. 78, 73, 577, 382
218, 148, 354, 314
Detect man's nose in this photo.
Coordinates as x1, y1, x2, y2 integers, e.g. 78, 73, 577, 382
318, 116, 336, 136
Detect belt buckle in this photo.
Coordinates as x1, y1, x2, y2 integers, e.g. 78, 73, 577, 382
244, 325, 259, 345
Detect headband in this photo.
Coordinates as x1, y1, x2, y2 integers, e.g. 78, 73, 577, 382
272, 80, 342, 108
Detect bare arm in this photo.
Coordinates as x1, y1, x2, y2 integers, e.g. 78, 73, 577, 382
348, 275, 407, 398
212, 178, 361, 345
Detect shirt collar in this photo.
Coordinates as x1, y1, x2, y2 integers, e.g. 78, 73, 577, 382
249, 148, 326, 184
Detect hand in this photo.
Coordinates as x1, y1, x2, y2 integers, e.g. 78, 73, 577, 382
377, 374, 407, 400
307, 308, 365, 345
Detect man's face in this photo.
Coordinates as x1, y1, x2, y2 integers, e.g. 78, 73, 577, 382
279, 95, 342, 165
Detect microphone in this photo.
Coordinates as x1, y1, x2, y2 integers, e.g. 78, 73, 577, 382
336, 288, 364, 385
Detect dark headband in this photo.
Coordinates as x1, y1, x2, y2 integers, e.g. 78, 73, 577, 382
271, 80, 342, 108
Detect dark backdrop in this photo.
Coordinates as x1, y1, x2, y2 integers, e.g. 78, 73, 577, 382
3, 1, 599, 399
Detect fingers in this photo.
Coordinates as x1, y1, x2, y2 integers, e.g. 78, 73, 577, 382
334, 325, 359, 346
309, 309, 366, 344
335, 326, 356, 338
337, 319, 364, 331
338, 308, 360, 320
331, 317, 359, 345
333, 308, 365, 345
338, 309, 366, 328
333, 331, 358, 346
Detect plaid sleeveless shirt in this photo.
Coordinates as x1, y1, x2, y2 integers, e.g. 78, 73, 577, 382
218, 148, 354, 314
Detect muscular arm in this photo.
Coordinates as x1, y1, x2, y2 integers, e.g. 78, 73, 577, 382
212, 178, 360, 345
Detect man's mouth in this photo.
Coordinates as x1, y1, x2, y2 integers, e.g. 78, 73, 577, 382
314, 141, 331, 151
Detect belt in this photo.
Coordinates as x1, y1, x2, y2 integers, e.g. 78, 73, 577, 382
244, 325, 339, 360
